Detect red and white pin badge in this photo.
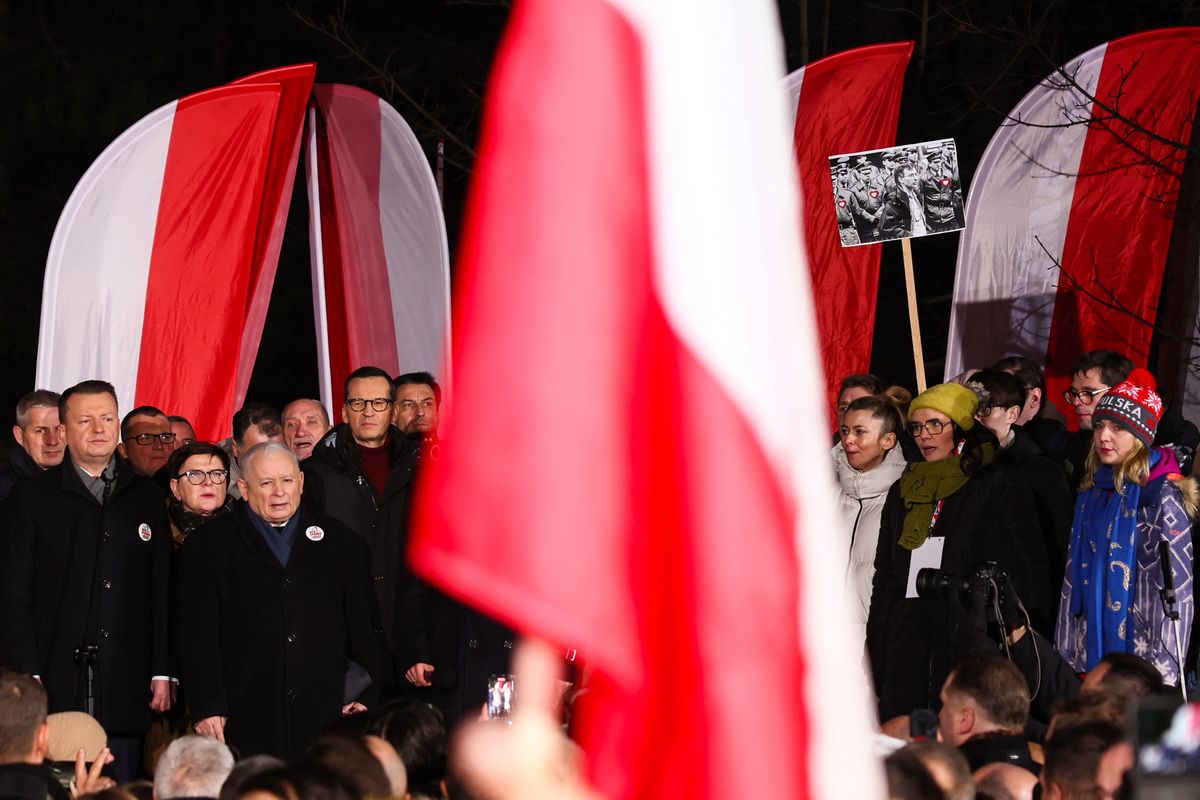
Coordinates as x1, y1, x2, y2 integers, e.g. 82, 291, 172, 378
940, 177, 951, 187
306, 526, 325, 542
138, 523, 152, 542
837, 199, 847, 208
869, 190, 879, 199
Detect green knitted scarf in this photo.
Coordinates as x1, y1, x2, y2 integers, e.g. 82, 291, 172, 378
898, 443, 994, 550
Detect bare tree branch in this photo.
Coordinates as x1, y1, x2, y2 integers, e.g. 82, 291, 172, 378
1035, 235, 1200, 352
288, 2, 478, 172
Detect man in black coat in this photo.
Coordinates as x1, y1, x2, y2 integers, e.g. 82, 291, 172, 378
0, 390, 65, 502
179, 442, 381, 758
388, 372, 516, 726
300, 366, 420, 695
1, 380, 172, 782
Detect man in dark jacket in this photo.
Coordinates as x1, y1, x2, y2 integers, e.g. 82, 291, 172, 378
1, 380, 172, 782
179, 442, 380, 758
388, 372, 516, 725
0, 390, 64, 502
301, 366, 421, 696
938, 653, 1039, 775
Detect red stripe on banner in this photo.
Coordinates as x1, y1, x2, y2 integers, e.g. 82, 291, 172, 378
313, 86, 401, 381
409, 0, 810, 797
793, 43, 911, 430
228, 65, 317, 408
1044, 28, 1200, 422
134, 84, 283, 441
313, 108, 353, 405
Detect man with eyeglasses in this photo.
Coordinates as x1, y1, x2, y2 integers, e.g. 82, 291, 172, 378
301, 366, 421, 700
117, 406, 176, 481
1, 380, 172, 782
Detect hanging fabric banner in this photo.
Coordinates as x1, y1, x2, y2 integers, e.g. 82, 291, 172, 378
785, 42, 912, 428
945, 28, 1200, 423
36, 65, 315, 440
305, 85, 451, 412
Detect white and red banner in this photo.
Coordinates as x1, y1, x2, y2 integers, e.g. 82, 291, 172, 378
785, 43, 911, 428
37, 65, 315, 440
945, 28, 1200, 422
305, 85, 451, 413
411, 0, 881, 798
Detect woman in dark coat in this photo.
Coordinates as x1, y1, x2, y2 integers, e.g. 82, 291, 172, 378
866, 383, 1052, 722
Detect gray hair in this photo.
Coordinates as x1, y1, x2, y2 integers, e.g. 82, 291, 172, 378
240, 440, 300, 477
153, 735, 234, 799
15, 390, 61, 429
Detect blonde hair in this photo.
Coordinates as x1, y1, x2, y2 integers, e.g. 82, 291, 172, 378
1080, 436, 1150, 494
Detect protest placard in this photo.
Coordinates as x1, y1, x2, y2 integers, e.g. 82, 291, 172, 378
828, 138, 964, 248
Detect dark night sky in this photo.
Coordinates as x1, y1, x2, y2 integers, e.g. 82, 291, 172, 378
2, 0, 1198, 421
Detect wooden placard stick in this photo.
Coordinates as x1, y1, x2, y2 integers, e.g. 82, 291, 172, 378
900, 237, 927, 393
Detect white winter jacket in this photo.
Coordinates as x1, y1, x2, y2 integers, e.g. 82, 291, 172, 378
833, 442, 907, 642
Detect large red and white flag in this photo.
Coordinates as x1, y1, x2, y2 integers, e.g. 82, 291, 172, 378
36, 65, 314, 440
945, 28, 1200, 422
411, 0, 881, 798
785, 43, 911, 427
305, 85, 451, 410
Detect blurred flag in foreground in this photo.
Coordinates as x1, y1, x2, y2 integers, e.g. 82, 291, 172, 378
411, 0, 882, 797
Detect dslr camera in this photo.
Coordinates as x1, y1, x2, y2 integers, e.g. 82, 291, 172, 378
915, 561, 1021, 632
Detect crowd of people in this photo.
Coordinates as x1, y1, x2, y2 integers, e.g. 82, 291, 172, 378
0, 368, 566, 800
1, 347, 1199, 799
835, 349, 1200, 798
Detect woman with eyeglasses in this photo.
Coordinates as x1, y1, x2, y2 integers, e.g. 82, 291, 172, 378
835, 394, 908, 651
1056, 377, 1196, 688
144, 442, 236, 773
166, 442, 235, 546
866, 383, 1052, 723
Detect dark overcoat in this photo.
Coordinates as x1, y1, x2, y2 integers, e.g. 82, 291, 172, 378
300, 425, 421, 682
866, 463, 1053, 721
1, 455, 170, 734
177, 503, 381, 758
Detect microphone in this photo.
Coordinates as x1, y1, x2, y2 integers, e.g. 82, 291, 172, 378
1159, 540, 1178, 612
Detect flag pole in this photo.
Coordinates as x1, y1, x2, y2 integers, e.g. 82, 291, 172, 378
900, 237, 927, 393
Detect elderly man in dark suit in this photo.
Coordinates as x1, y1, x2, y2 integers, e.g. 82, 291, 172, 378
1, 380, 172, 782
179, 441, 380, 757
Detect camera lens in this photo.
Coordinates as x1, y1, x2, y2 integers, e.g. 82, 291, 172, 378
915, 568, 950, 599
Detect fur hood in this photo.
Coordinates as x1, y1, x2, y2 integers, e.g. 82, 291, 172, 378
1169, 473, 1200, 519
